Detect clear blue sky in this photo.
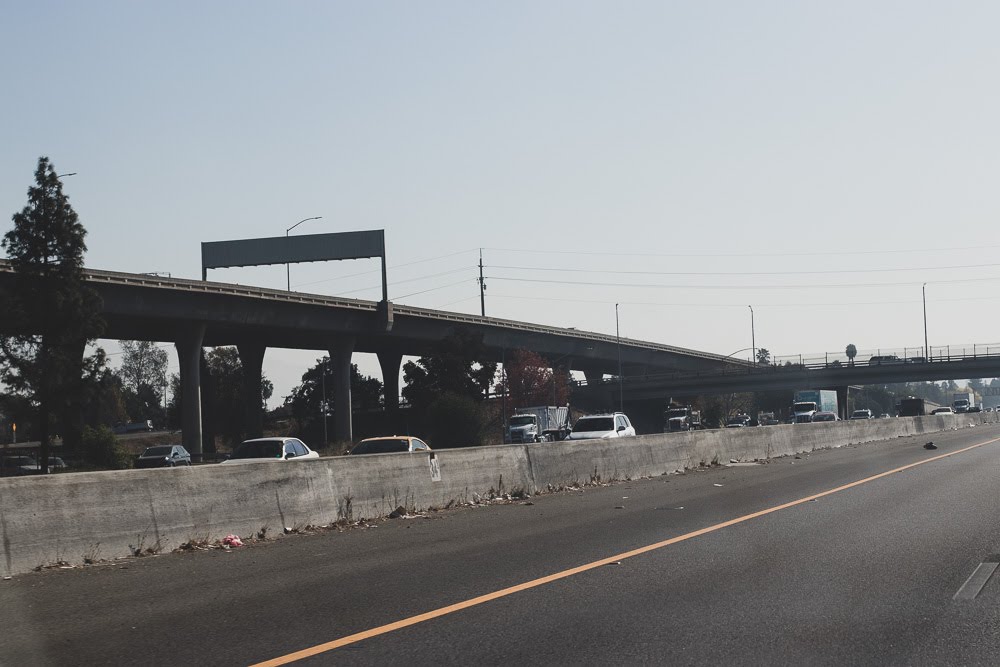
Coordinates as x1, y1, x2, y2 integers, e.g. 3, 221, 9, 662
4, 2, 1000, 400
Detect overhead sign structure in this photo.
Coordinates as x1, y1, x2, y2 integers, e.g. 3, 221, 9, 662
201, 230, 388, 302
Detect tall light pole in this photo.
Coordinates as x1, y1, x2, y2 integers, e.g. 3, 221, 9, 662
922, 283, 929, 360
55, 172, 77, 179
321, 358, 329, 446
748, 305, 756, 365
286, 216, 323, 291
616, 303, 623, 413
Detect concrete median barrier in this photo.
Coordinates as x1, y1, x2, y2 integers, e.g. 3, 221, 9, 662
0, 413, 994, 576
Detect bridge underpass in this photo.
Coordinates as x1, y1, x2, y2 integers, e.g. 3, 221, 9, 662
572, 355, 1000, 422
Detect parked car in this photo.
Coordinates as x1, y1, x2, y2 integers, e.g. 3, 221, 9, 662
136, 445, 192, 468
349, 436, 432, 455
566, 413, 636, 440
850, 409, 874, 420
219, 437, 319, 463
811, 411, 839, 422
0, 455, 40, 476
931, 407, 954, 415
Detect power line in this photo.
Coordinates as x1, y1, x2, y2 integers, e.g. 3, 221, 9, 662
336, 267, 470, 296
394, 279, 474, 301
294, 248, 477, 288
485, 275, 1000, 290
438, 295, 482, 308
484, 292, 1000, 309
483, 243, 1000, 260
487, 261, 1000, 277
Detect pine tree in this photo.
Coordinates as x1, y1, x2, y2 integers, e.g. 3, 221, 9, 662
0, 157, 104, 471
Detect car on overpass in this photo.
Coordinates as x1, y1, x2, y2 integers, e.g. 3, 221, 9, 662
567, 413, 636, 440
868, 354, 903, 365
220, 437, 319, 463
850, 409, 874, 420
349, 436, 432, 455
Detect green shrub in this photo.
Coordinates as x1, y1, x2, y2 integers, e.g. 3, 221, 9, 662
82, 425, 133, 470
425, 392, 488, 449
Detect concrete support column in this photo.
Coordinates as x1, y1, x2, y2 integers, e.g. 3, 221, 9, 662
582, 369, 604, 385
328, 336, 356, 443
60, 336, 89, 457
176, 324, 205, 460
836, 386, 849, 421
377, 351, 402, 412
237, 343, 267, 439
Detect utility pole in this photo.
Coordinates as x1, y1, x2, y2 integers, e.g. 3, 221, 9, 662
616, 303, 623, 413
501, 345, 507, 443
922, 283, 929, 360
478, 248, 486, 317
321, 359, 329, 447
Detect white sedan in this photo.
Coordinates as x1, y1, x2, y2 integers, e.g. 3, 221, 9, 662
219, 437, 319, 464
566, 413, 636, 440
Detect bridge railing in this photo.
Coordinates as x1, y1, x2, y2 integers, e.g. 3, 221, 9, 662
0, 259, 742, 363
574, 344, 1000, 387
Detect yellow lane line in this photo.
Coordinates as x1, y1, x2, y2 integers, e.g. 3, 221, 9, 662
252, 436, 1000, 666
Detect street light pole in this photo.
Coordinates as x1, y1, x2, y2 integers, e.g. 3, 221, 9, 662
748, 305, 756, 365
922, 283, 929, 360
321, 358, 329, 446
285, 216, 323, 291
616, 303, 623, 413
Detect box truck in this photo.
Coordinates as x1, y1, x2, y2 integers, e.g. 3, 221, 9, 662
952, 392, 975, 413
506, 406, 571, 443
791, 390, 838, 423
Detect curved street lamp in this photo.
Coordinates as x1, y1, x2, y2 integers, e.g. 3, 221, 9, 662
286, 216, 322, 291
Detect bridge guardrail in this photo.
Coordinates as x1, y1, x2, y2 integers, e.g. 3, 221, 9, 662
0, 259, 740, 364
575, 351, 1000, 387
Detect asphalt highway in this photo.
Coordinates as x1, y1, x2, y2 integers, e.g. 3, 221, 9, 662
3, 424, 1000, 665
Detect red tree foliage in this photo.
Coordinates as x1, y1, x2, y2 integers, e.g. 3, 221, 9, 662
500, 349, 571, 407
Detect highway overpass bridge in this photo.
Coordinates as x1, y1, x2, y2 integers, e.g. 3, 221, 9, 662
0, 261, 745, 454
574, 354, 1000, 418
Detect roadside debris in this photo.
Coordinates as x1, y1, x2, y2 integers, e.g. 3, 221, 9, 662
222, 534, 243, 548
924, 442, 938, 450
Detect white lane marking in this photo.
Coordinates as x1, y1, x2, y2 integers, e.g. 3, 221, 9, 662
954, 559, 1000, 600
